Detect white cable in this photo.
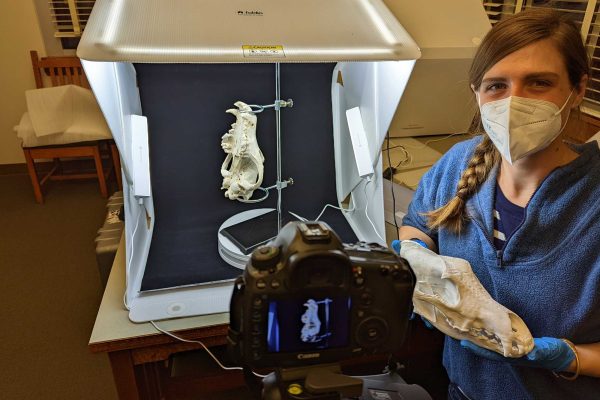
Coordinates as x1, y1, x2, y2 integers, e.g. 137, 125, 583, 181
149, 321, 267, 378
123, 200, 144, 311
385, 132, 466, 171
388, 132, 466, 150
315, 202, 356, 221
395, 145, 412, 167
287, 211, 308, 222
122, 292, 129, 311
364, 177, 384, 243
287, 203, 356, 223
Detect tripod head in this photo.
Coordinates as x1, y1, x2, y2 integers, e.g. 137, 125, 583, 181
262, 364, 362, 400
256, 362, 431, 400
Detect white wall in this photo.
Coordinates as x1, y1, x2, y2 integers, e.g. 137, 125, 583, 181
0, 0, 46, 165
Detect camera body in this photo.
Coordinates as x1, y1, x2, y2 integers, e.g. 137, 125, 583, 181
228, 221, 414, 369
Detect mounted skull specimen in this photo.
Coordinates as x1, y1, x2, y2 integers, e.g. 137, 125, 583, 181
220, 101, 265, 201
400, 240, 534, 358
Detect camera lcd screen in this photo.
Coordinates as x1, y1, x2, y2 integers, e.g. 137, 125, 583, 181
266, 296, 351, 353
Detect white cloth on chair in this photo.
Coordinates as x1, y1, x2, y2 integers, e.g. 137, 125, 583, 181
15, 112, 111, 147
14, 84, 112, 147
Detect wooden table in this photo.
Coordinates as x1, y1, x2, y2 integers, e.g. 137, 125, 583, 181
89, 237, 246, 399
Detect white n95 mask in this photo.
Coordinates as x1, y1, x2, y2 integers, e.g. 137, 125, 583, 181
478, 92, 573, 164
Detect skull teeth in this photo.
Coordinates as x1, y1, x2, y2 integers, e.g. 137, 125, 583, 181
403, 240, 534, 358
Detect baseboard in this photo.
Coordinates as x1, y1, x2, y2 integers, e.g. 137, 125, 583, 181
0, 163, 29, 176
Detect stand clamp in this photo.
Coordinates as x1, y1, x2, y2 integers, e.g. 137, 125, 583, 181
238, 178, 294, 204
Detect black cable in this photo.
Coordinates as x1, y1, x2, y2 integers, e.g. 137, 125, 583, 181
392, 146, 411, 170
385, 143, 408, 151
386, 131, 400, 240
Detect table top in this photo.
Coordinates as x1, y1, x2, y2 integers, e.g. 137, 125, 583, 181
383, 134, 469, 190
89, 235, 229, 353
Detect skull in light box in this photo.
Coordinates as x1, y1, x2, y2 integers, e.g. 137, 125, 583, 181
220, 101, 265, 201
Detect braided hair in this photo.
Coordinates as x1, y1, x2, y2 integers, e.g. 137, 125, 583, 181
424, 136, 498, 234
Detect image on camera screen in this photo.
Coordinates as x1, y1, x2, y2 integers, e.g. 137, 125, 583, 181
266, 296, 351, 353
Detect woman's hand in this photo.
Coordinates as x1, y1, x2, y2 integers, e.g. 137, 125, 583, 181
461, 337, 574, 371
463, 338, 600, 378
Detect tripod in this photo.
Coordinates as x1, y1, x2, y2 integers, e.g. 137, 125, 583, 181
256, 363, 432, 400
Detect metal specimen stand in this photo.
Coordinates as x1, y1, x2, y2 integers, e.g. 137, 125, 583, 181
245, 63, 294, 233
217, 63, 294, 268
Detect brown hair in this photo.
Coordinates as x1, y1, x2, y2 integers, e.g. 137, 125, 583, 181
425, 8, 589, 233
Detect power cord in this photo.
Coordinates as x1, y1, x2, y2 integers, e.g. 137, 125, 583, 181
291, 180, 382, 244
315, 202, 356, 221
387, 132, 466, 151
386, 131, 400, 240
364, 176, 385, 243
287, 202, 356, 223
385, 132, 466, 172
150, 320, 267, 378
123, 198, 144, 311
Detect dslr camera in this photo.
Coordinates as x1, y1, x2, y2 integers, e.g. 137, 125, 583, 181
228, 221, 415, 369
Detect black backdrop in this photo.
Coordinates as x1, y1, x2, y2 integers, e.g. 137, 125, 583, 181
135, 63, 356, 291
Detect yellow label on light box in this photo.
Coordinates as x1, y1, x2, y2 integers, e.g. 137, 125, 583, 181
242, 45, 286, 58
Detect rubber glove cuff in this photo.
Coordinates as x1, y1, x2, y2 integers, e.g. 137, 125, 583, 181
391, 238, 427, 254
409, 312, 434, 329
461, 337, 575, 372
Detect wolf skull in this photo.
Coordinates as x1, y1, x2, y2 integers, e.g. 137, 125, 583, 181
400, 240, 534, 358
220, 101, 265, 201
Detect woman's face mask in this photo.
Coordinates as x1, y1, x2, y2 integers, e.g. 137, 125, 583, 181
477, 91, 573, 164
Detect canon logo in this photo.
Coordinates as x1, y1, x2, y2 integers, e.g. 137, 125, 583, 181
297, 353, 320, 360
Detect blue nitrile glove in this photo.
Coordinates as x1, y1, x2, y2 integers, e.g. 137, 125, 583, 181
409, 311, 434, 329
391, 238, 428, 254
391, 239, 434, 329
460, 337, 575, 372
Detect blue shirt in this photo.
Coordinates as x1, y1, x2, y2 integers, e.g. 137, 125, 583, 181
493, 185, 525, 250
403, 136, 600, 400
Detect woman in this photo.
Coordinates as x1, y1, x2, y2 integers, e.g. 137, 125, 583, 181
398, 8, 600, 399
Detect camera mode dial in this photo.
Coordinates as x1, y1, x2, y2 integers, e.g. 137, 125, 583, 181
251, 245, 281, 271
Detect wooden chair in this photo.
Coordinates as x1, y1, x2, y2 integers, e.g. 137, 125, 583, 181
22, 50, 122, 203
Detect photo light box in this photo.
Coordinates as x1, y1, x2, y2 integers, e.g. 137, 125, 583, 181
78, 0, 420, 322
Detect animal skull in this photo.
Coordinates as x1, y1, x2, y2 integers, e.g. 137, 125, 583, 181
220, 101, 265, 201
400, 240, 534, 358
